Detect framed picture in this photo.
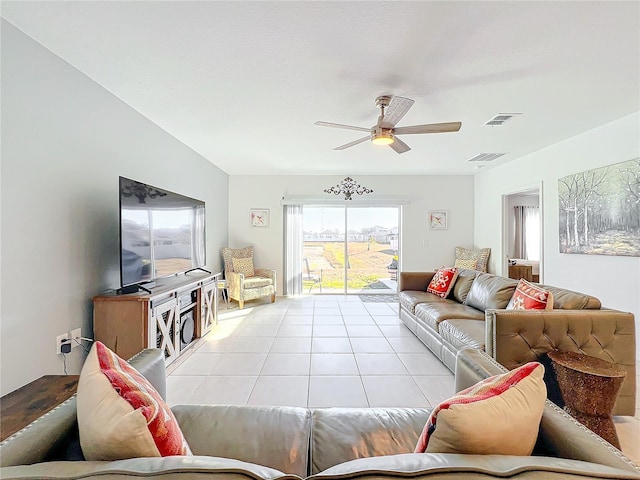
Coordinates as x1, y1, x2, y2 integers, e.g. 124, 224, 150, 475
428, 210, 448, 230
250, 208, 270, 227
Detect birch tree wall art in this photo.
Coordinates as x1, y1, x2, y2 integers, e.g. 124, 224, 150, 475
558, 158, 640, 256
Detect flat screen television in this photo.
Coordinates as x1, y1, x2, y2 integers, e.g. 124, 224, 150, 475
119, 177, 206, 288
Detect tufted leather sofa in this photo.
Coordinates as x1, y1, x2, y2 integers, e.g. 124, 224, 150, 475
2, 348, 639, 479
398, 269, 636, 416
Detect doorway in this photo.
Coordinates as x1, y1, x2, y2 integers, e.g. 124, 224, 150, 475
502, 185, 543, 282
301, 205, 400, 294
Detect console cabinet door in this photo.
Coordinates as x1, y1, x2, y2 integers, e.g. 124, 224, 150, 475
201, 281, 218, 336
150, 298, 179, 364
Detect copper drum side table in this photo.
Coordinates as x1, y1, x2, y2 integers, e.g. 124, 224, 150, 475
548, 350, 626, 448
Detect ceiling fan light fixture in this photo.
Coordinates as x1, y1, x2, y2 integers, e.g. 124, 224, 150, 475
371, 132, 394, 146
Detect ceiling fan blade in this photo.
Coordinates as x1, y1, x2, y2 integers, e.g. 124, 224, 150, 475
394, 122, 462, 135
315, 121, 371, 133
389, 137, 411, 154
334, 135, 370, 150
380, 96, 415, 128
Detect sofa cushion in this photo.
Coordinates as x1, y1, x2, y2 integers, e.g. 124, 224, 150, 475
310, 407, 430, 474
507, 279, 553, 310
415, 362, 546, 455
414, 302, 484, 332
542, 285, 601, 310
439, 320, 485, 350
426, 267, 459, 298
398, 291, 448, 315
451, 269, 478, 304
0, 456, 298, 480
172, 405, 311, 477
77, 342, 191, 460
465, 273, 518, 311
309, 453, 640, 480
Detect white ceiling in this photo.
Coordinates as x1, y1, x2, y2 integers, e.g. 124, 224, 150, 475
2, 1, 639, 176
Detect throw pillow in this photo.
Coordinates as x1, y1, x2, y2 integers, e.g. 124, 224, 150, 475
232, 257, 255, 277
453, 258, 477, 270
507, 278, 554, 310
426, 267, 459, 298
77, 341, 191, 460
454, 247, 491, 272
414, 362, 546, 455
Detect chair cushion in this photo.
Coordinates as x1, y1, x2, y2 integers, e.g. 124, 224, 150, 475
232, 257, 255, 277
244, 276, 274, 289
414, 302, 484, 332
222, 246, 253, 273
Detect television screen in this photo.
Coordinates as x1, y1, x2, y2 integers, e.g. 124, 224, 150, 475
119, 177, 206, 287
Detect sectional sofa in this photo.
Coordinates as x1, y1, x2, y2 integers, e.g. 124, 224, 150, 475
1, 348, 639, 479
398, 269, 637, 416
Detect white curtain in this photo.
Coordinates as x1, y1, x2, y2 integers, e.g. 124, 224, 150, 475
284, 205, 303, 295
514, 206, 540, 261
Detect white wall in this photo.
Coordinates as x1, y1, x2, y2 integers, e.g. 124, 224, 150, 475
0, 21, 229, 395
475, 112, 640, 359
229, 175, 475, 293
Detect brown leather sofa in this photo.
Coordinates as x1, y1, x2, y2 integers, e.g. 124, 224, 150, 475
2, 348, 639, 479
398, 269, 637, 416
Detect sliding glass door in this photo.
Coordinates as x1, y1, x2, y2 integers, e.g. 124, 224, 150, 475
301, 205, 399, 294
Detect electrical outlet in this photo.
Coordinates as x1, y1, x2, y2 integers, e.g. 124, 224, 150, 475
56, 333, 71, 355
70, 328, 81, 349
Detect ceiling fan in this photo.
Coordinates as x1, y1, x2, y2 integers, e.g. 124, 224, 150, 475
315, 95, 461, 154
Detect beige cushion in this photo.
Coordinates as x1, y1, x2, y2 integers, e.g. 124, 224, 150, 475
77, 342, 191, 460
415, 362, 546, 455
454, 247, 491, 272
453, 258, 477, 270
233, 257, 255, 277
244, 276, 273, 288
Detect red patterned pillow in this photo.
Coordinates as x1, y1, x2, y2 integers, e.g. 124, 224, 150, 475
414, 362, 546, 455
507, 279, 554, 310
77, 341, 191, 460
426, 267, 459, 298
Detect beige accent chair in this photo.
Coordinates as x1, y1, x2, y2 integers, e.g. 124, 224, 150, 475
221, 246, 276, 309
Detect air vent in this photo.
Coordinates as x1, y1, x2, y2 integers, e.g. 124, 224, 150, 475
468, 153, 506, 163
484, 113, 522, 127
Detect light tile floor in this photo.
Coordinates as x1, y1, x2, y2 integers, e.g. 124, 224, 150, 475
167, 295, 639, 463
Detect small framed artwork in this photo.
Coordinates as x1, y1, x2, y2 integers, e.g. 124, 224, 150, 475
250, 208, 270, 227
428, 210, 448, 230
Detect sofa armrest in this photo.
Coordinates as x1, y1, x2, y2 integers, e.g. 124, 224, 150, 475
226, 271, 244, 299
484, 309, 636, 415
454, 348, 640, 474
127, 348, 167, 400
398, 272, 435, 292
255, 268, 277, 290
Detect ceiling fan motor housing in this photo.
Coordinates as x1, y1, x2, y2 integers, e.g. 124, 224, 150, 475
375, 95, 392, 108
371, 127, 394, 145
